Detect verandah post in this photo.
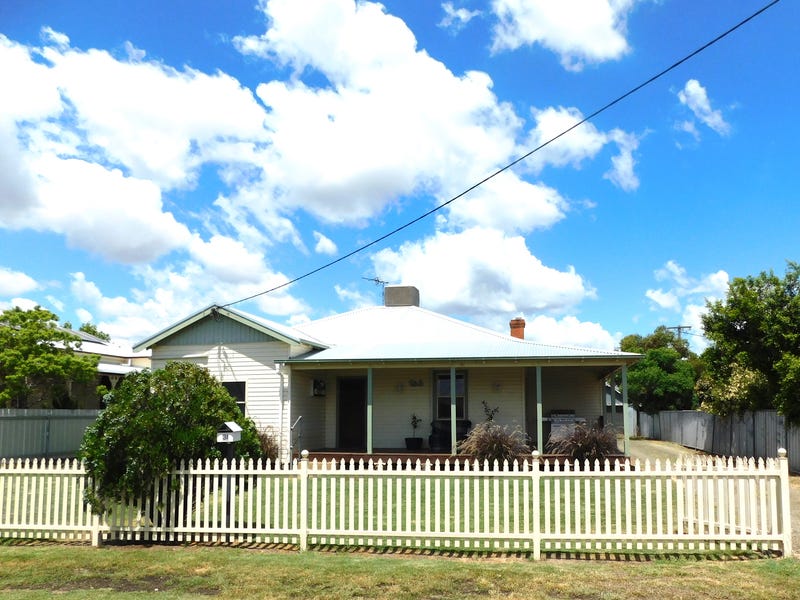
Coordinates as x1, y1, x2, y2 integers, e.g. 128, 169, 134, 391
778, 448, 792, 556
299, 450, 309, 551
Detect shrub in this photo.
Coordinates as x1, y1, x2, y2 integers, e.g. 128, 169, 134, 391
80, 361, 262, 513
257, 426, 281, 463
458, 421, 530, 467
547, 424, 619, 463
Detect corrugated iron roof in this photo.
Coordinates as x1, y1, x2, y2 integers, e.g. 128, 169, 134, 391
286, 305, 639, 364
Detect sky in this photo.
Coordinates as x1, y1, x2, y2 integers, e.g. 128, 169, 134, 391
0, 0, 797, 352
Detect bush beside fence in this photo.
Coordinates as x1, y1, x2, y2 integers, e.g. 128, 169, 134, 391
0, 450, 792, 558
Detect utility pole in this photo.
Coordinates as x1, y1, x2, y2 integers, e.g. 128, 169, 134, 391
666, 325, 692, 340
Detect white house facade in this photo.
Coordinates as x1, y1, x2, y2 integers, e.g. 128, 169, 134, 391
134, 286, 640, 459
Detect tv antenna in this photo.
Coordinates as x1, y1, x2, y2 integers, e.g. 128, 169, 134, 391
363, 277, 391, 302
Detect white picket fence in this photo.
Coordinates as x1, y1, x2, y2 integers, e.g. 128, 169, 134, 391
0, 450, 793, 558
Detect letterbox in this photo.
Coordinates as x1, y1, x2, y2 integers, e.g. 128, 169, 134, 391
216, 421, 242, 443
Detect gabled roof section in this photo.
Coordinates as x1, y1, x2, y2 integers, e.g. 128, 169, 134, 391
285, 305, 640, 364
133, 304, 327, 352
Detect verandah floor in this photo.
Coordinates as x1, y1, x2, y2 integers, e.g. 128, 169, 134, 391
300, 450, 627, 467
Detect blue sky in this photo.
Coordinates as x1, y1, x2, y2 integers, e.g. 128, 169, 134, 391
0, 0, 796, 351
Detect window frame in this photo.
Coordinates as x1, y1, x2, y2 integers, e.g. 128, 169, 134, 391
433, 370, 467, 420
221, 381, 246, 416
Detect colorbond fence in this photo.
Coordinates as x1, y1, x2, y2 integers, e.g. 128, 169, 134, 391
639, 410, 800, 473
0, 409, 100, 459
0, 451, 792, 558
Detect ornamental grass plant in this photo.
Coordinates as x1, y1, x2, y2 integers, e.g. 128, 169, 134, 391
546, 424, 619, 463
457, 421, 530, 467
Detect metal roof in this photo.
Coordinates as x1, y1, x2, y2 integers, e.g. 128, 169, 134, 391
285, 305, 640, 365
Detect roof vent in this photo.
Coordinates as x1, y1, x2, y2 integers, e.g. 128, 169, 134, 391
384, 286, 420, 307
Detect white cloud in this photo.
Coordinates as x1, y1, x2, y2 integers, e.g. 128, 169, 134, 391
0, 297, 39, 312
603, 129, 639, 191
445, 172, 568, 233
372, 227, 594, 319
233, 0, 522, 226
46, 296, 65, 313
654, 260, 690, 287
525, 106, 640, 190
0, 32, 277, 263
188, 234, 270, 284
0, 267, 39, 296
70, 267, 308, 344
525, 314, 618, 350
335, 284, 375, 309
313, 232, 338, 255
644, 261, 729, 351
677, 79, 731, 137
491, 0, 636, 70
75, 308, 93, 324
0, 123, 39, 220
29, 156, 192, 263
38, 41, 270, 189
439, 2, 481, 32
645, 288, 680, 312
123, 41, 146, 61
40, 26, 70, 49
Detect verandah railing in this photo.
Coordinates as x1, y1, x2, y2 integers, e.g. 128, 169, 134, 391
0, 450, 793, 558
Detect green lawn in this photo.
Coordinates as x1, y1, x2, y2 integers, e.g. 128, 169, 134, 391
0, 543, 798, 599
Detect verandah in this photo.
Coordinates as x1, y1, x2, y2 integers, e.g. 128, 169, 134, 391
0, 450, 792, 558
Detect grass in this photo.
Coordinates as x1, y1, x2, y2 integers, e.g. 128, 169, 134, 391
0, 542, 799, 599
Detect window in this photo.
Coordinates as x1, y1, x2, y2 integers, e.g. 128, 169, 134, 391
222, 381, 246, 415
434, 371, 466, 420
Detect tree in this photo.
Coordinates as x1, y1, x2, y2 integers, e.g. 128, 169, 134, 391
700, 262, 800, 421
78, 322, 111, 342
80, 361, 263, 513
620, 326, 699, 413
0, 306, 99, 408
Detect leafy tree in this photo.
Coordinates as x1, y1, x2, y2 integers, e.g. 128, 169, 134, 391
78, 322, 111, 342
80, 361, 263, 513
0, 306, 99, 408
701, 262, 800, 421
620, 326, 699, 413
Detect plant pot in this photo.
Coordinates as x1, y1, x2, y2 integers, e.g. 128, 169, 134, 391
404, 437, 423, 451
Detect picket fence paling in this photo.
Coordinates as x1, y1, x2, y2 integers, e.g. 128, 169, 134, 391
0, 451, 792, 556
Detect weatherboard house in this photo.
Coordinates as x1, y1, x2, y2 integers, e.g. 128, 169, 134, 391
133, 286, 640, 459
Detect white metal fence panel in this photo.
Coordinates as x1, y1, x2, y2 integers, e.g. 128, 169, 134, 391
0, 409, 100, 458
0, 452, 792, 557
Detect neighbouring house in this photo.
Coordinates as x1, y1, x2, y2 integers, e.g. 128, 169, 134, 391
133, 286, 641, 458
67, 329, 151, 408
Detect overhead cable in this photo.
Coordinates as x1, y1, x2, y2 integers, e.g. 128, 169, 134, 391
222, 0, 781, 308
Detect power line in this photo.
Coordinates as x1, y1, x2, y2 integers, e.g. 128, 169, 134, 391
222, 0, 781, 309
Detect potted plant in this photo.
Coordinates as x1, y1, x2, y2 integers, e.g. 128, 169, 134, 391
405, 413, 423, 450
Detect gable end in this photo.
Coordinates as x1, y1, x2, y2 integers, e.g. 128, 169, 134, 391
161, 314, 284, 346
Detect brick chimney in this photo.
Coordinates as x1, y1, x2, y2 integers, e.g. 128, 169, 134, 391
509, 317, 526, 339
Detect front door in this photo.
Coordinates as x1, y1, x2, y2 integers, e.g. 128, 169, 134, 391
337, 377, 367, 451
